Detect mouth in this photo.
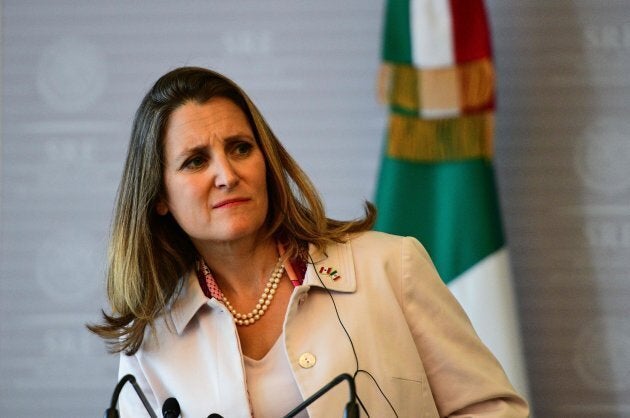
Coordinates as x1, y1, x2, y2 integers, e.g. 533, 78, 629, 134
212, 198, 251, 209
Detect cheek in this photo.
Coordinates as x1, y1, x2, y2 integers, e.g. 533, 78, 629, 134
163, 177, 205, 214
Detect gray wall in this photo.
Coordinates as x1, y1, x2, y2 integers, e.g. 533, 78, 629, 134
1, 1, 629, 417
490, 1, 630, 416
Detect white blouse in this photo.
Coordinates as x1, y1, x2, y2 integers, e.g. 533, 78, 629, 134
243, 335, 309, 418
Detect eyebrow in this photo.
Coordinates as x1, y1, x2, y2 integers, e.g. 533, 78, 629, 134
174, 144, 206, 161
170, 133, 256, 165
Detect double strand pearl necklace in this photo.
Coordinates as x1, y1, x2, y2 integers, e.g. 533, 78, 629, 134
220, 257, 284, 326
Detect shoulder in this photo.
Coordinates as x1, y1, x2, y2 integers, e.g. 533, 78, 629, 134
345, 230, 432, 265
335, 231, 438, 288
345, 230, 403, 251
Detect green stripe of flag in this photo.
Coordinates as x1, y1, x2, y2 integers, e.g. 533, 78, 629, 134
382, 0, 412, 63
374, 154, 505, 283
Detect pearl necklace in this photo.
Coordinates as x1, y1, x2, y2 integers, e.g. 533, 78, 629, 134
220, 257, 284, 326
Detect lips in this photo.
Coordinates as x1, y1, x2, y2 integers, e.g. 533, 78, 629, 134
212, 197, 251, 209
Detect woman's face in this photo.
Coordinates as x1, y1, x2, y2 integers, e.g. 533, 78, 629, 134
157, 97, 269, 248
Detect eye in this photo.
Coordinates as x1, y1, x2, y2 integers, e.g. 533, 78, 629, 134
182, 155, 206, 170
231, 141, 254, 158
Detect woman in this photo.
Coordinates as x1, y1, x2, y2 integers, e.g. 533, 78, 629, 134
90, 67, 529, 417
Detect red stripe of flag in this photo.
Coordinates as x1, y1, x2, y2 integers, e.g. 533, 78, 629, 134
449, 0, 493, 63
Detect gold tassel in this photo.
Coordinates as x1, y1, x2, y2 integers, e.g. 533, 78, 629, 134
376, 63, 393, 105
381, 59, 495, 116
389, 64, 419, 110
459, 58, 495, 111
387, 112, 495, 162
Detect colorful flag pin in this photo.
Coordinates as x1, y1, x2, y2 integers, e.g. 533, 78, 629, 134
319, 266, 341, 281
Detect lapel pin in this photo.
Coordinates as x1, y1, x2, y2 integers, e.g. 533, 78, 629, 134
319, 266, 341, 281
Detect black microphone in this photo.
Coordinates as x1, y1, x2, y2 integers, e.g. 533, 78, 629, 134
162, 397, 181, 418
104, 374, 157, 418
282, 373, 359, 418
207, 414, 224, 418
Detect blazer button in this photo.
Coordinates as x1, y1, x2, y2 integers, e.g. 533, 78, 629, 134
298, 352, 316, 369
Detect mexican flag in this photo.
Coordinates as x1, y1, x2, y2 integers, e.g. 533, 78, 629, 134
374, 0, 529, 398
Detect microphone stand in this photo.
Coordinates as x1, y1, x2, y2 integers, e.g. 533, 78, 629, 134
283, 373, 359, 418
104, 374, 157, 418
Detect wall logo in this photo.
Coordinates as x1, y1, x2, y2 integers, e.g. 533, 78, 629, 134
221, 30, 272, 55
574, 119, 630, 195
584, 23, 630, 50
35, 229, 103, 304
37, 36, 107, 113
573, 316, 630, 391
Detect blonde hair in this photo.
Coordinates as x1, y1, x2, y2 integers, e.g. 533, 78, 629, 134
88, 67, 375, 354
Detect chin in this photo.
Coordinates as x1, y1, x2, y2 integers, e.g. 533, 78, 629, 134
216, 224, 266, 243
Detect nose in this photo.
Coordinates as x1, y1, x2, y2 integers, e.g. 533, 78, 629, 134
213, 155, 239, 189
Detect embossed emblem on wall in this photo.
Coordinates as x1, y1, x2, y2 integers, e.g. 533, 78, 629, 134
37, 36, 107, 112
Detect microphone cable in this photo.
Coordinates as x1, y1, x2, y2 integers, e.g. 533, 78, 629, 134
309, 254, 398, 418
105, 374, 157, 418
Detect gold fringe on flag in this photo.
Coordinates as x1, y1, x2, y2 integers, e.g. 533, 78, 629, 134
387, 63, 420, 111
459, 58, 495, 111
376, 58, 495, 116
387, 112, 495, 162
376, 63, 393, 105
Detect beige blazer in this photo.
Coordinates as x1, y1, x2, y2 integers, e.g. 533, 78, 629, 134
118, 231, 529, 417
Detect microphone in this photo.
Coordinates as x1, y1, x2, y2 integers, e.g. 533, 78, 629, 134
282, 373, 359, 418
104, 374, 157, 418
162, 397, 181, 418
207, 414, 224, 418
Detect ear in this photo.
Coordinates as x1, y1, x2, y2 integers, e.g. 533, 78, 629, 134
156, 200, 169, 216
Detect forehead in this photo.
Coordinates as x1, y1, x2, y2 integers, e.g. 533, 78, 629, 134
165, 97, 252, 140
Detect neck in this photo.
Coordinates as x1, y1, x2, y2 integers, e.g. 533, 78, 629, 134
197, 236, 278, 297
